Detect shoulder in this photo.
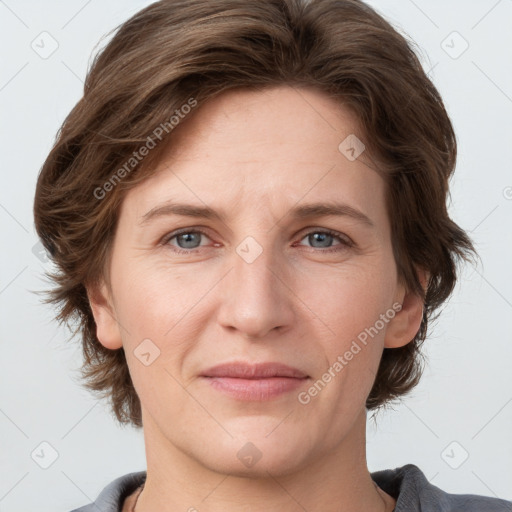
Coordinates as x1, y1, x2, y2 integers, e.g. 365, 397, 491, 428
371, 464, 512, 512
69, 471, 147, 512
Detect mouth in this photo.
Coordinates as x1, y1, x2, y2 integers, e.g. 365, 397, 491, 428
200, 362, 309, 401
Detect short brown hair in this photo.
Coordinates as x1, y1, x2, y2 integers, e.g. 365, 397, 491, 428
33, 0, 476, 428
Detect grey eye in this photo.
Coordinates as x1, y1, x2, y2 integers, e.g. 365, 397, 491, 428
306, 232, 335, 248
175, 232, 203, 249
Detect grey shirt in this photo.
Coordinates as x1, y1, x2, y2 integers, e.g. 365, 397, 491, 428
70, 464, 512, 511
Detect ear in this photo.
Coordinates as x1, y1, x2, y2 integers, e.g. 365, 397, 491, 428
86, 280, 123, 350
384, 267, 430, 349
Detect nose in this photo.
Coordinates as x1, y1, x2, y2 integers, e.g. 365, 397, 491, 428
216, 242, 296, 339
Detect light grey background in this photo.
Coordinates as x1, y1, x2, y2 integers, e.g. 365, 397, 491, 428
0, 1, 511, 511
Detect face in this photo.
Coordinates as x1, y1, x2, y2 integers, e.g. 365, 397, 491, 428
90, 85, 423, 478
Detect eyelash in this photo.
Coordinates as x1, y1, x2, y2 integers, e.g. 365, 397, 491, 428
161, 228, 354, 255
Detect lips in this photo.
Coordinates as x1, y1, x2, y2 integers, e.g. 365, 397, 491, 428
200, 362, 308, 379
200, 362, 309, 401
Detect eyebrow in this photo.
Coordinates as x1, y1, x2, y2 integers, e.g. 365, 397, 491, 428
140, 200, 375, 228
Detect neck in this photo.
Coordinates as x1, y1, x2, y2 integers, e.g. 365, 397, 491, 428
134, 408, 395, 512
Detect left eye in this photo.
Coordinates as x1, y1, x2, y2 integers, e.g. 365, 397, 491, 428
298, 230, 352, 250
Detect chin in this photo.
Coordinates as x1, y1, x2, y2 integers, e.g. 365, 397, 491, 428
195, 427, 313, 478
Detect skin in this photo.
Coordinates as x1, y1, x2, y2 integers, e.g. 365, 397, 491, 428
88, 85, 426, 512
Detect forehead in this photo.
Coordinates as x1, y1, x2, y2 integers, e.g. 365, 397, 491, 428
120, 85, 387, 228
166, 85, 363, 164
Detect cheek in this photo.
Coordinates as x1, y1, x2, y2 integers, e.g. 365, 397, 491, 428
110, 264, 198, 405
110, 258, 220, 396
112, 259, 205, 338
297, 257, 397, 343
296, 265, 394, 418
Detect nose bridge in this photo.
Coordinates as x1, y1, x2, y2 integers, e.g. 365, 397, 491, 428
216, 235, 294, 338
234, 236, 277, 295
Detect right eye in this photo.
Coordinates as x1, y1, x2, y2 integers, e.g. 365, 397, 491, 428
162, 229, 213, 254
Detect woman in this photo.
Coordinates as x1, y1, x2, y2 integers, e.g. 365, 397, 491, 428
33, 0, 512, 511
